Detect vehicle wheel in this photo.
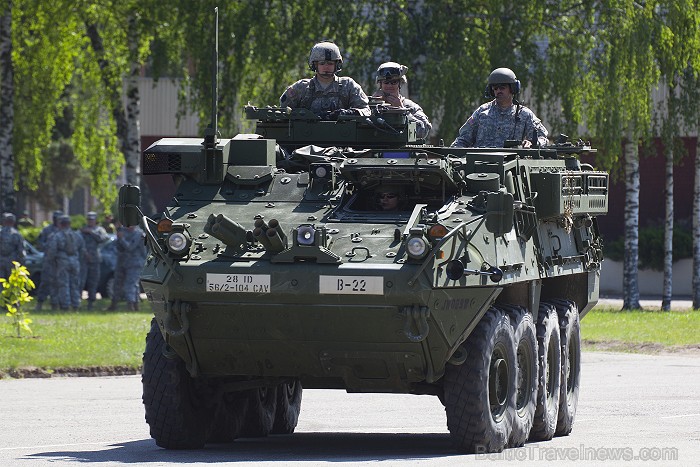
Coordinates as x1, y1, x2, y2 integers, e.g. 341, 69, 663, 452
529, 303, 561, 441
208, 391, 248, 443
142, 319, 216, 449
271, 379, 303, 434
444, 307, 516, 453
240, 386, 278, 437
551, 299, 581, 436
504, 305, 538, 447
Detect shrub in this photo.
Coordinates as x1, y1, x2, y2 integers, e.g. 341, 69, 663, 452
1, 262, 35, 337
604, 225, 693, 271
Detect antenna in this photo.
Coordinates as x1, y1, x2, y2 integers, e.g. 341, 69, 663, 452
204, 7, 219, 148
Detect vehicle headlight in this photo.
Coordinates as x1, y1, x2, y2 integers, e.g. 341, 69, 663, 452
406, 236, 429, 259
296, 224, 316, 246
167, 232, 190, 255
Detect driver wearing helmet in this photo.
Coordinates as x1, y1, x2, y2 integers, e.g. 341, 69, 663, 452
372, 62, 432, 140
280, 41, 370, 119
451, 67, 548, 148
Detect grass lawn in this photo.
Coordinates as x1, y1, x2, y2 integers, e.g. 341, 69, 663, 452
1, 299, 151, 376
2, 300, 699, 377
582, 306, 700, 349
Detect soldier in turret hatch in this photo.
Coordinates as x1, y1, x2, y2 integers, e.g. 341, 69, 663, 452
452, 67, 548, 149
372, 62, 432, 140
280, 41, 371, 120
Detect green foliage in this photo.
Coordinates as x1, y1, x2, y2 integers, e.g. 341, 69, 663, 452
1, 262, 35, 337
605, 224, 693, 270
18, 225, 42, 245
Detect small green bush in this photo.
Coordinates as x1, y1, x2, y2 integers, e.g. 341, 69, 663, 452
1, 262, 35, 337
604, 225, 693, 271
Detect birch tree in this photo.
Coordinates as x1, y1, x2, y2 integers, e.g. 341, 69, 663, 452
0, 0, 13, 213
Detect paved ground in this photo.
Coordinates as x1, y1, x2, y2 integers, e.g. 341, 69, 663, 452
1, 351, 698, 466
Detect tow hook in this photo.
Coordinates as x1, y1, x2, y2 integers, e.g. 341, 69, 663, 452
402, 304, 430, 342
164, 299, 190, 337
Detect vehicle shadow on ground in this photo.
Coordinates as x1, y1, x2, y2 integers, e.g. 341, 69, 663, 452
29, 433, 460, 463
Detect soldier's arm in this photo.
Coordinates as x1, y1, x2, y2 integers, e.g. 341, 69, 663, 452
347, 81, 371, 116
280, 80, 303, 108
451, 111, 478, 147
406, 101, 432, 140
523, 110, 549, 147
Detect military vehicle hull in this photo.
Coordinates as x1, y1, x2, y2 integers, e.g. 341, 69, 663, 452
125, 107, 606, 452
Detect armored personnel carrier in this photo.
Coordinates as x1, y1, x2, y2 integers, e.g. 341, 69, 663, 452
120, 103, 607, 453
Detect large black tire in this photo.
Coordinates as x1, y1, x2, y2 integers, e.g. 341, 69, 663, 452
504, 305, 538, 447
142, 319, 216, 449
208, 391, 248, 443
271, 380, 303, 434
444, 307, 516, 453
239, 386, 278, 437
529, 303, 561, 441
552, 299, 581, 436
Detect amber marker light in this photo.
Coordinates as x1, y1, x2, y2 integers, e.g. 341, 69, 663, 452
157, 218, 174, 233
428, 224, 448, 241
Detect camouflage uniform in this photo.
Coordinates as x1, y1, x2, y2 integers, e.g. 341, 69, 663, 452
35, 211, 63, 309
80, 213, 110, 309
280, 75, 371, 117
113, 225, 147, 311
0, 214, 25, 280
45, 217, 86, 310
451, 100, 549, 148
372, 91, 432, 140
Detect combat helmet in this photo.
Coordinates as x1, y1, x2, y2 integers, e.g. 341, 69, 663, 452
376, 62, 408, 85
58, 215, 71, 226
485, 67, 521, 97
308, 41, 343, 72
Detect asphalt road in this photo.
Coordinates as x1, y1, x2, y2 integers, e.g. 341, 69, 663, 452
1, 352, 698, 467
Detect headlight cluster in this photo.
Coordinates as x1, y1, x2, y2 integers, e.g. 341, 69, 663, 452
157, 218, 192, 258
405, 223, 448, 261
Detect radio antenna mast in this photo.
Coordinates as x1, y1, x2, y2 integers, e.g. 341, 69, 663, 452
203, 7, 219, 148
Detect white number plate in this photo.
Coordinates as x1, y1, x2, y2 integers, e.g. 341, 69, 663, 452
206, 274, 271, 293
319, 275, 383, 295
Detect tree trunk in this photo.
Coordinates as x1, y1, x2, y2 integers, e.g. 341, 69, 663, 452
622, 130, 641, 310
0, 2, 14, 213
662, 145, 673, 311
693, 136, 700, 309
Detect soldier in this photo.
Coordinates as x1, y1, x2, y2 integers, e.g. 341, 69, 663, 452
35, 210, 63, 310
280, 41, 371, 119
80, 211, 110, 310
45, 215, 85, 310
0, 213, 26, 280
451, 67, 548, 148
374, 184, 405, 211
372, 62, 432, 140
107, 224, 146, 311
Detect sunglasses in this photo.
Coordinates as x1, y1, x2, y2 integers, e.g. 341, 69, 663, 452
377, 193, 398, 199
316, 60, 337, 66
382, 79, 400, 85
492, 84, 510, 90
